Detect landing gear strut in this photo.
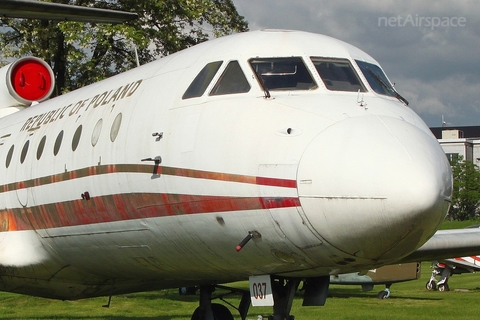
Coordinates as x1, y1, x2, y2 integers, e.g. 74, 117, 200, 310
191, 286, 234, 320
266, 276, 329, 320
190, 276, 330, 320
271, 278, 300, 320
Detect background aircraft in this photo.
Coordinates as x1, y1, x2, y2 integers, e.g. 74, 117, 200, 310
2, 3, 480, 320
329, 226, 480, 298
425, 226, 480, 291
330, 263, 420, 299
328, 255, 480, 298
426, 258, 480, 292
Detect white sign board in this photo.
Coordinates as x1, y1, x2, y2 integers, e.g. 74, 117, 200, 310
249, 275, 274, 306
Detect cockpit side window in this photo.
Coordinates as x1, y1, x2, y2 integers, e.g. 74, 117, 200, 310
249, 57, 317, 91
312, 58, 366, 92
356, 60, 409, 105
355, 60, 396, 97
182, 61, 222, 99
210, 61, 251, 96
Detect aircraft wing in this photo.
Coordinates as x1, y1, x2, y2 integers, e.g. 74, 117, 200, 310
0, 0, 137, 23
443, 257, 480, 273
400, 228, 480, 262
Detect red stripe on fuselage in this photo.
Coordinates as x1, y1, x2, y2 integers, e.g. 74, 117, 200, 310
256, 177, 297, 188
0, 164, 299, 231
0, 194, 300, 231
0, 164, 297, 193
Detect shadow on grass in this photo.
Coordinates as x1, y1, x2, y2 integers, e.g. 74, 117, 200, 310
124, 289, 245, 304
124, 287, 444, 304
327, 287, 442, 301
1, 316, 193, 320
122, 292, 199, 303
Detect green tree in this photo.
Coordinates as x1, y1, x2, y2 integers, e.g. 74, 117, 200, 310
448, 156, 480, 221
0, 0, 248, 95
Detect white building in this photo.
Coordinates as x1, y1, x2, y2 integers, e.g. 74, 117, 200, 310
431, 127, 480, 164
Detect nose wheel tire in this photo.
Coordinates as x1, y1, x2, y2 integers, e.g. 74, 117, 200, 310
376, 290, 390, 299
425, 281, 436, 291
191, 303, 234, 320
438, 283, 449, 292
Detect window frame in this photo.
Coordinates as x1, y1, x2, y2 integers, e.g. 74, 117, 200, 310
249, 57, 317, 92
311, 57, 367, 93
182, 61, 223, 100
209, 60, 251, 96
355, 60, 396, 97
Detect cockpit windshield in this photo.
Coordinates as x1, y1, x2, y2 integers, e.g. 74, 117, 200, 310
249, 57, 317, 91
356, 60, 409, 105
312, 58, 366, 92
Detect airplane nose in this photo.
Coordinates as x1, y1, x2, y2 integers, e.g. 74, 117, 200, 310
297, 115, 452, 261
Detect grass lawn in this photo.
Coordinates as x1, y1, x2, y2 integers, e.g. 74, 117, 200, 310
438, 219, 480, 230
1, 220, 479, 319
2, 265, 480, 319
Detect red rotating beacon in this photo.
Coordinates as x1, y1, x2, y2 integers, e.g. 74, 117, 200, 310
1, 57, 55, 107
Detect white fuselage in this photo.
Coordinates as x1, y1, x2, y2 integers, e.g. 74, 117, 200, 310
0, 30, 451, 299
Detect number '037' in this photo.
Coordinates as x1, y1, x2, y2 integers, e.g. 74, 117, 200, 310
252, 282, 267, 299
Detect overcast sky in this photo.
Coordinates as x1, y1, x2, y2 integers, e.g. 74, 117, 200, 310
232, 0, 480, 128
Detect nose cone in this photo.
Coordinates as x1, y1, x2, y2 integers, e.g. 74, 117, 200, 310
297, 116, 452, 261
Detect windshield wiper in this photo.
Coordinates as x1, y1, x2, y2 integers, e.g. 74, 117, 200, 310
366, 67, 409, 106
393, 89, 409, 106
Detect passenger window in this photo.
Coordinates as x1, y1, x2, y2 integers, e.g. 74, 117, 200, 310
72, 125, 82, 151
37, 136, 46, 160
210, 61, 250, 96
249, 57, 316, 91
20, 140, 29, 164
54, 130, 63, 156
312, 58, 366, 92
110, 113, 122, 142
91, 119, 103, 147
5, 145, 14, 168
182, 61, 222, 99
